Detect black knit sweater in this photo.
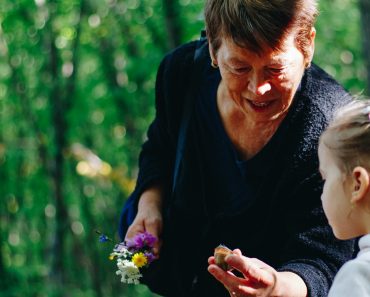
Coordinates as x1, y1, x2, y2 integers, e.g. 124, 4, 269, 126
119, 41, 356, 297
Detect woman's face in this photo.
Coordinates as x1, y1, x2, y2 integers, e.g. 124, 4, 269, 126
318, 143, 356, 240
213, 31, 314, 122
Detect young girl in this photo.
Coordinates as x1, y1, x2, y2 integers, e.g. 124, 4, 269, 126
319, 99, 370, 296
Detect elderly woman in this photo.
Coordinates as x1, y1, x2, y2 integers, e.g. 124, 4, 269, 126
119, 0, 356, 296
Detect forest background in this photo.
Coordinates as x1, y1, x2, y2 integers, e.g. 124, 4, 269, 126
0, 0, 369, 296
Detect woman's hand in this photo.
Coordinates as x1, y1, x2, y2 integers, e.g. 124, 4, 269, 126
125, 185, 163, 256
208, 250, 307, 297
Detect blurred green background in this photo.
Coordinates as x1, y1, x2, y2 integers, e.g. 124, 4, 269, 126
0, 0, 368, 296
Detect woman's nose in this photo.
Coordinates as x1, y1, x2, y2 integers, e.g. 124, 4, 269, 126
247, 72, 271, 96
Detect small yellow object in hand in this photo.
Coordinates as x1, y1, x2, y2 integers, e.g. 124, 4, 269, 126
214, 245, 233, 271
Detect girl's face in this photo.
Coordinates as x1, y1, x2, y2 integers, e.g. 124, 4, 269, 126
318, 143, 357, 240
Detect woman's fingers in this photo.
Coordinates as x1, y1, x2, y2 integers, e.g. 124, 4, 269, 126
232, 249, 242, 256
124, 213, 163, 255
226, 255, 275, 286
208, 264, 237, 286
209, 253, 278, 296
144, 216, 163, 239
144, 216, 163, 255
125, 218, 145, 239
208, 264, 257, 296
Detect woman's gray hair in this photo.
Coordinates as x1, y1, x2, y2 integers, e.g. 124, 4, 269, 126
204, 0, 318, 58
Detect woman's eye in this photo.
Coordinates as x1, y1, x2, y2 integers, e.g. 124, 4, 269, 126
268, 68, 283, 75
233, 67, 251, 74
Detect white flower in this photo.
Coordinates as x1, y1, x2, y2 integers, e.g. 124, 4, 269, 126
114, 243, 130, 255
113, 245, 131, 258
116, 259, 142, 284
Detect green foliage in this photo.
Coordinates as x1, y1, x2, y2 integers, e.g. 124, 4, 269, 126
315, 0, 366, 94
0, 0, 367, 296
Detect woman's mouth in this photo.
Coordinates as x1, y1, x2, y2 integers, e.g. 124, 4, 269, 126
247, 99, 275, 111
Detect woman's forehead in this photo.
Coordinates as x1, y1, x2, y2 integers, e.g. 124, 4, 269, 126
219, 35, 300, 63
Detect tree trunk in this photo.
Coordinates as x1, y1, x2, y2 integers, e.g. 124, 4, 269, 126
48, 1, 84, 293
359, 0, 370, 95
0, 158, 6, 290
162, 0, 183, 49
77, 177, 104, 297
49, 12, 68, 294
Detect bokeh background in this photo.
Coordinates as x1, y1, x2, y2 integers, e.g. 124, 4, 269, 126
0, 0, 369, 296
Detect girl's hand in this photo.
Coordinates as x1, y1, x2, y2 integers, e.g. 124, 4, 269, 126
125, 185, 163, 256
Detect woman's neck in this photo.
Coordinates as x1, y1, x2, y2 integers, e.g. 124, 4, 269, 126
217, 84, 286, 160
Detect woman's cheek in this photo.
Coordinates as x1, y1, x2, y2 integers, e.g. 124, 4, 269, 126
229, 79, 247, 93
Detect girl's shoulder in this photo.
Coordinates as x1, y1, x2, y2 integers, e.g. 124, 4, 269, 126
328, 255, 370, 296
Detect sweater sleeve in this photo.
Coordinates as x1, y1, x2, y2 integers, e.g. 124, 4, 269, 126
118, 54, 176, 239
277, 172, 356, 297
135, 55, 176, 195
119, 43, 197, 239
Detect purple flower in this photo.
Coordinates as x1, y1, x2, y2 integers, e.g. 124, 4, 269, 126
144, 252, 156, 264
126, 232, 157, 250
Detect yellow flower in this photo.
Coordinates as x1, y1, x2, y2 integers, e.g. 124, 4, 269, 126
132, 252, 147, 268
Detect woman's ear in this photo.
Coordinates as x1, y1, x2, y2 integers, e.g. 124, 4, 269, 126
309, 27, 316, 44
350, 166, 370, 203
208, 42, 217, 65
306, 27, 316, 66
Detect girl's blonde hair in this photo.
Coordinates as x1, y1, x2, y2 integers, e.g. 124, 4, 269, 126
320, 99, 370, 175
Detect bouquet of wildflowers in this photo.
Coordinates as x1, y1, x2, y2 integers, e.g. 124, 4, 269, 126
98, 231, 157, 284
